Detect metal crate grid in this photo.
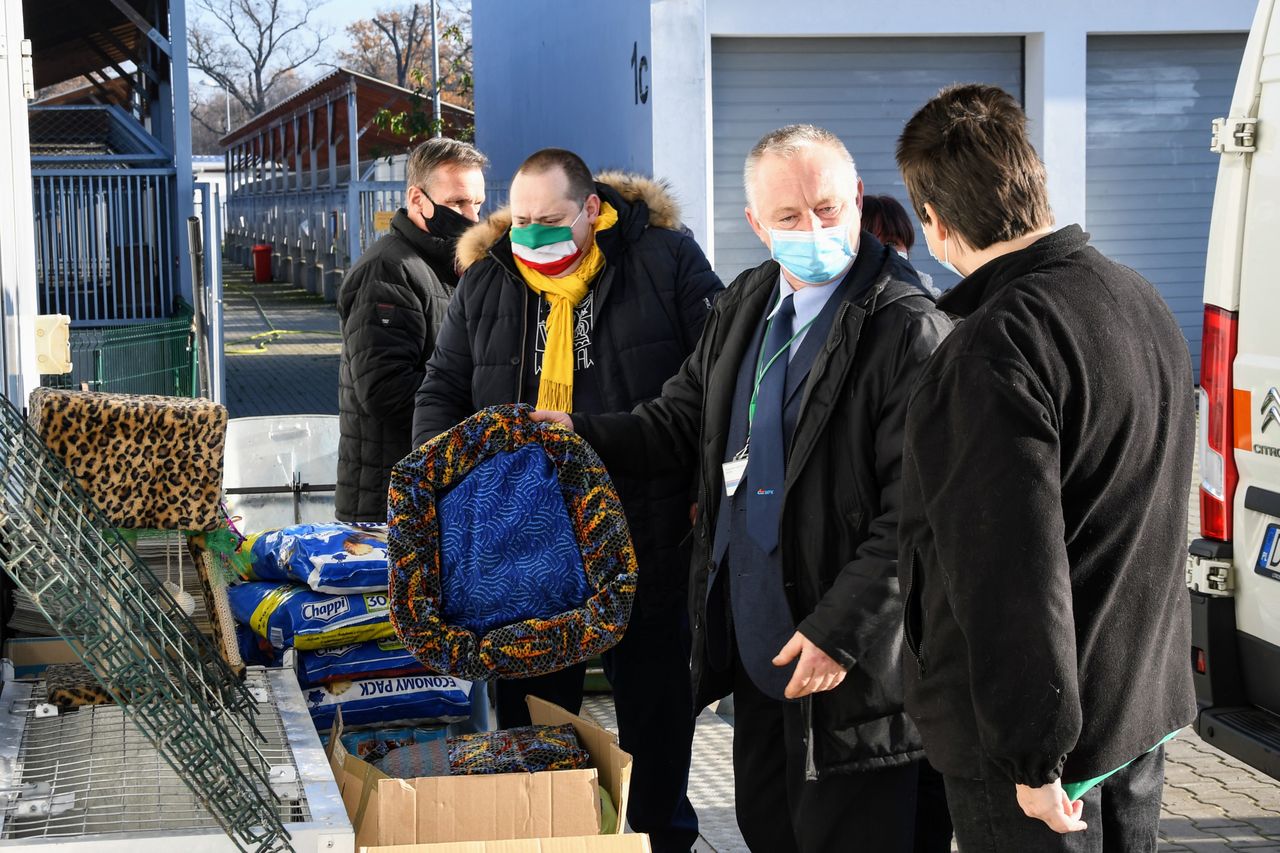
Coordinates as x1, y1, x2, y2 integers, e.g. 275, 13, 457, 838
1, 670, 312, 840
0, 395, 295, 852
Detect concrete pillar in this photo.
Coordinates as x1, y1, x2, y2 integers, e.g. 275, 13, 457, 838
1024, 29, 1089, 229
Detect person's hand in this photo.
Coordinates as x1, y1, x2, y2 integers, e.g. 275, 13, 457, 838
530, 410, 574, 431
1015, 780, 1087, 834
773, 631, 847, 699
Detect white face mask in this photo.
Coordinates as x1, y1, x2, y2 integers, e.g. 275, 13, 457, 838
928, 233, 960, 277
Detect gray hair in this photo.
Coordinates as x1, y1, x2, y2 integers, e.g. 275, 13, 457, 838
744, 124, 857, 210
406, 138, 488, 192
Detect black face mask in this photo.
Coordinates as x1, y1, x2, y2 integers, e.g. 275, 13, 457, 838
422, 193, 473, 242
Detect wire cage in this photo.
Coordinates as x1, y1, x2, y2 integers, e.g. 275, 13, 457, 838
0, 392, 295, 851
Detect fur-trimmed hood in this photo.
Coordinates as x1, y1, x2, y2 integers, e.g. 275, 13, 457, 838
455, 171, 682, 272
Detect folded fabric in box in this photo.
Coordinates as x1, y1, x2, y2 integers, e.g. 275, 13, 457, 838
27, 388, 227, 530
372, 735, 452, 778
304, 673, 471, 730
446, 724, 590, 775
242, 523, 389, 593
339, 726, 447, 765
228, 582, 394, 650
388, 404, 638, 681
298, 638, 428, 687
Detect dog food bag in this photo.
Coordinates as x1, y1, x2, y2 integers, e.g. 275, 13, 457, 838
227, 582, 395, 650
304, 673, 471, 730
241, 523, 390, 593
297, 638, 429, 687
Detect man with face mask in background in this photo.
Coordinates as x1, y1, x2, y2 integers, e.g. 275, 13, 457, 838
336, 138, 488, 523
412, 148, 722, 852
531, 125, 951, 852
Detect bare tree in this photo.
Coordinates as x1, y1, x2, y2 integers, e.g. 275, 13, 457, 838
188, 0, 329, 120
338, 2, 473, 106
339, 6, 431, 89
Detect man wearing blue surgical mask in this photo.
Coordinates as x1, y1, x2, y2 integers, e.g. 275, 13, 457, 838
532, 125, 951, 852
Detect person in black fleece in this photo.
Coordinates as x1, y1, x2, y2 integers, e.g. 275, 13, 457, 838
894, 84, 1196, 850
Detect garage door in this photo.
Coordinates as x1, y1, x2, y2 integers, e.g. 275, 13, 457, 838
1086, 33, 1247, 372
711, 36, 1024, 288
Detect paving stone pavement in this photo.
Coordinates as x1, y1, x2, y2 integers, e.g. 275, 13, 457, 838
218, 268, 1280, 850
222, 264, 341, 418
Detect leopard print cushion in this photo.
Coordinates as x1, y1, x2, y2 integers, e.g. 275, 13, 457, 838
28, 388, 227, 531
44, 663, 118, 708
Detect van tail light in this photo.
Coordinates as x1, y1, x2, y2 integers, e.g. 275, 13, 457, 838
1199, 305, 1239, 542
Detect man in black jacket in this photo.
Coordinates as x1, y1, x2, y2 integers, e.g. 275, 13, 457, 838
895, 84, 1196, 850
412, 149, 722, 853
336, 138, 487, 522
535, 126, 950, 853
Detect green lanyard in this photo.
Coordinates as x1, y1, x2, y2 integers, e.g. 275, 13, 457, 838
747, 308, 817, 432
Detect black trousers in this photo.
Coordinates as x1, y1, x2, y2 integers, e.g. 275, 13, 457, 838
944, 746, 1166, 853
916, 759, 955, 853
495, 600, 699, 853
732, 654, 919, 853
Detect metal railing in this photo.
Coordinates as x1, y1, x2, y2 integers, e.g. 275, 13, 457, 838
32, 168, 178, 324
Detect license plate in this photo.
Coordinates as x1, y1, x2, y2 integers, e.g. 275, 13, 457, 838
1256, 524, 1280, 581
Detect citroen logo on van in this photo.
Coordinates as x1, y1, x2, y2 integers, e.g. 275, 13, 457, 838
1262, 388, 1280, 434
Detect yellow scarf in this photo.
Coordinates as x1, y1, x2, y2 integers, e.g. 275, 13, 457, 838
514, 202, 619, 412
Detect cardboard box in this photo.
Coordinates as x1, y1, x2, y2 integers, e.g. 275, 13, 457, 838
4, 637, 80, 677
362, 834, 651, 852
327, 696, 634, 850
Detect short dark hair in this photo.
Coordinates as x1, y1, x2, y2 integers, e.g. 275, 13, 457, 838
516, 148, 596, 202
861, 194, 915, 252
406, 138, 488, 192
896, 84, 1052, 251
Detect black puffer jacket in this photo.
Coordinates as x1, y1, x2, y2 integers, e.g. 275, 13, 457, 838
575, 238, 952, 777
412, 173, 723, 608
336, 210, 457, 522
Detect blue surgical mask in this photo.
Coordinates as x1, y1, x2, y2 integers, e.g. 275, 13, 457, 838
768, 224, 856, 284
928, 233, 960, 277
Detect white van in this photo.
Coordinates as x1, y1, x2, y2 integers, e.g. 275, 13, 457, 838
1188, 0, 1280, 777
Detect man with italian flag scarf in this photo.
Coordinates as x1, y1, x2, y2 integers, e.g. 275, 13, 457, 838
412, 148, 723, 853
509, 179, 620, 413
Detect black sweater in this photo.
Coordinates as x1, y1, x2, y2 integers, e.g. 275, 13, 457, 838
898, 225, 1196, 786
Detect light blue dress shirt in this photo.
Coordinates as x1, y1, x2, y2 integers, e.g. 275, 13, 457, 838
767, 269, 846, 359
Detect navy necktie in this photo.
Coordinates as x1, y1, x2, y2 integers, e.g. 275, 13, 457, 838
746, 293, 794, 554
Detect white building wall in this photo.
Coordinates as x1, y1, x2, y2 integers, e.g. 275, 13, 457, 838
476, 0, 1256, 255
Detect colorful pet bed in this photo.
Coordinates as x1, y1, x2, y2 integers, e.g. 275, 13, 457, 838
387, 404, 637, 681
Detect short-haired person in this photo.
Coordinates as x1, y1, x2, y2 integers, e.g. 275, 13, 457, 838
336, 138, 488, 522
413, 148, 722, 852
895, 84, 1195, 850
533, 125, 951, 852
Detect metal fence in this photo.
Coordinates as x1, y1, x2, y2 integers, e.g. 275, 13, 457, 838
31, 168, 178, 324
39, 303, 197, 397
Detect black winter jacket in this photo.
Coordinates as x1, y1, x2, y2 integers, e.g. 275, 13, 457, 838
898, 225, 1197, 787
337, 210, 457, 522
576, 237, 952, 777
412, 173, 723, 608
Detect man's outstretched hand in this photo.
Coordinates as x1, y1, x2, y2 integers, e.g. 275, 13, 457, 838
531, 410, 574, 431
773, 631, 847, 699
1016, 780, 1087, 834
